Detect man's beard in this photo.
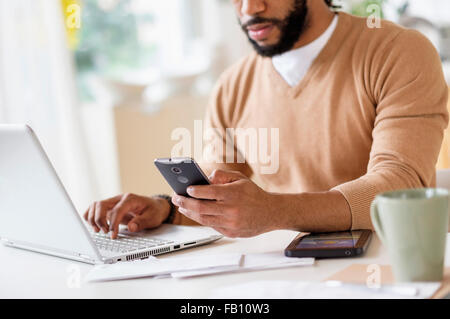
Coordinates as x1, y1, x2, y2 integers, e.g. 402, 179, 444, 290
240, 0, 308, 57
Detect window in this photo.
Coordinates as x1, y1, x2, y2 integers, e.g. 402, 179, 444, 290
70, 0, 211, 102
69, 0, 157, 101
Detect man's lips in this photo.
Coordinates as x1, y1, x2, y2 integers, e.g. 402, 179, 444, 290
247, 23, 275, 41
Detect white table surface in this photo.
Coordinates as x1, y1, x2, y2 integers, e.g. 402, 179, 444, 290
1, 231, 449, 299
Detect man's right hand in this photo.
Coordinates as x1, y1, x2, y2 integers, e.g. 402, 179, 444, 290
83, 194, 171, 239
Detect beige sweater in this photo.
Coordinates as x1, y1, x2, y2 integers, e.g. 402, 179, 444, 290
174, 12, 449, 230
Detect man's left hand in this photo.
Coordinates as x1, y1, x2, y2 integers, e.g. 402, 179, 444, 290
171, 169, 280, 238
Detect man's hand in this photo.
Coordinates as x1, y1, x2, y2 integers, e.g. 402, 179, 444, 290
171, 170, 279, 238
84, 194, 171, 239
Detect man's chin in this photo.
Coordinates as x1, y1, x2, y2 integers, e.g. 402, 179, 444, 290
250, 42, 284, 58
250, 31, 282, 47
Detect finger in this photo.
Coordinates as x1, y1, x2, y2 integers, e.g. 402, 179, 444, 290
127, 211, 158, 232
103, 195, 122, 206
109, 196, 139, 239
87, 204, 100, 232
178, 208, 223, 227
186, 184, 227, 200
172, 195, 224, 215
94, 202, 110, 233
209, 169, 247, 184
106, 210, 136, 224
85, 195, 121, 226
121, 212, 137, 225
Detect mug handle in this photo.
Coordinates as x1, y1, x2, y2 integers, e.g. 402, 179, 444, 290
370, 198, 386, 244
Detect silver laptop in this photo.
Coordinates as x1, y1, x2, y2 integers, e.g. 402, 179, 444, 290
0, 124, 222, 264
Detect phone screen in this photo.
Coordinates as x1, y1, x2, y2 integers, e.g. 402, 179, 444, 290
296, 231, 363, 249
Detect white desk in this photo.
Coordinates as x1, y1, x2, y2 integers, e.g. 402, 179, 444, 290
1, 231, 449, 298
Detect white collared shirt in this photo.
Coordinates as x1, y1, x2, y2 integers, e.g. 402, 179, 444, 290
272, 15, 338, 87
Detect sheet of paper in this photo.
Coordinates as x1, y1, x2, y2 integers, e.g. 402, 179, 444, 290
171, 252, 315, 279
210, 280, 442, 299
85, 253, 243, 282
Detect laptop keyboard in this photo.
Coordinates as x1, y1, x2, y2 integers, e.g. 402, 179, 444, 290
91, 231, 174, 253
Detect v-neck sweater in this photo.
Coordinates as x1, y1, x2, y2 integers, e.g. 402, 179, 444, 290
272, 14, 338, 87
193, 12, 449, 230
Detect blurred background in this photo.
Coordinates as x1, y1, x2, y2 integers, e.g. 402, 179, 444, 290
0, 0, 450, 213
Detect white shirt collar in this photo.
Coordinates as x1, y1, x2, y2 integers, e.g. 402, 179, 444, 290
272, 15, 338, 87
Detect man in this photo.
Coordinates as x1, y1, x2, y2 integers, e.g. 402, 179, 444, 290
85, 0, 448, 239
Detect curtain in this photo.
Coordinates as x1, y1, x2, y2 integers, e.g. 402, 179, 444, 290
0, 0, 97, 212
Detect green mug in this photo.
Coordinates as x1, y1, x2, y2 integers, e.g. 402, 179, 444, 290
371, 188, 449, 282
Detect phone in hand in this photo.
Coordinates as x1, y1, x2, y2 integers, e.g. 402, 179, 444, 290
154, 157, 210, 197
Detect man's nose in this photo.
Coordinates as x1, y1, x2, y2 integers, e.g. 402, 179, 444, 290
240, 0, 266, 16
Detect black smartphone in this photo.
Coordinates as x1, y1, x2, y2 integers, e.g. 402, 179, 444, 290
284, 230, 372, 259
154, 157, 210, 197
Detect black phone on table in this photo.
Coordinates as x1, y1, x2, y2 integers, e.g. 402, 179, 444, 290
154, 157, 210, 197
284, 230, 372, 259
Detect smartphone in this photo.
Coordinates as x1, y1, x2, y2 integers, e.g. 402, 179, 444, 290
284, 230, 372, 259
154, 157, 210, 197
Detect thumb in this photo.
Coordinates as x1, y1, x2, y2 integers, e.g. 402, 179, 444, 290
127, 213, 155, 232
209, 169, 247, 184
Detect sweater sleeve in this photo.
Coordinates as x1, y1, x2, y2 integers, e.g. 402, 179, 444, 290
333, 29, 449, 230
